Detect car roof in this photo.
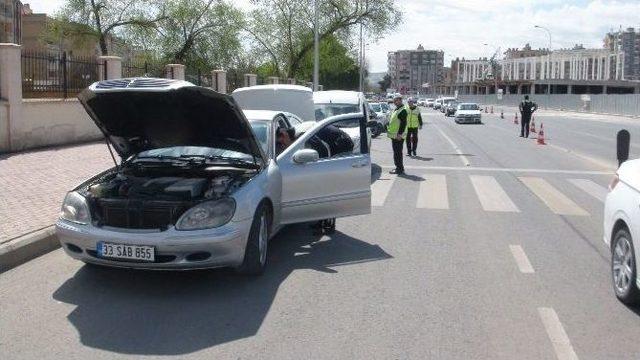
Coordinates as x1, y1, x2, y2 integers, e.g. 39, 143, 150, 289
313, 90, 362, 104
458, 103, 479, 106
242, 109, 284, 121
233, 84, 312, 93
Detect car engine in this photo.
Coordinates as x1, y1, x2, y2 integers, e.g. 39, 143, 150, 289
80, 169, 252, 230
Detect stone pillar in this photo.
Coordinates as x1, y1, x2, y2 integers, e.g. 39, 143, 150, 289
244, 73, 257, 87
567, 84, 572, 94
98, 56, 122, 80
268, 76, 279, 84
165, 64, 185, 80
287, 78, 296, 85
212, 70, 227, 94
0, 43, 22, 152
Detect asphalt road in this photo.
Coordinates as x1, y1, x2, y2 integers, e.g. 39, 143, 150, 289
2, 108, 640, 360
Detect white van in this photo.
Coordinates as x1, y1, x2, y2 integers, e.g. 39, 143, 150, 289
232, 85, 315, 121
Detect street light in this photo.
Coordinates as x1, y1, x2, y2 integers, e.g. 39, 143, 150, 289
534, 25, 552, 94
313, 0, 319, 91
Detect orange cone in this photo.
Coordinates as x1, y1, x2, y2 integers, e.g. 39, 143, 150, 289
490, 106, 494, 114
514, 113, 519, 124
537, 123, 546, 145
485, 107, 488, 113
530, 118, 536, 133
500, 110, 504, 119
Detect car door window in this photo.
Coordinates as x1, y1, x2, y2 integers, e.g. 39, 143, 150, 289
304, 121, 355, 159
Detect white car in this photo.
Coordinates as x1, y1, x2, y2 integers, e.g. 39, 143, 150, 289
425, 98, 435, 107
56, 78, 371, 275
313, 90, 372, 151
604, 131, 639, 304
454, 103, 482, 124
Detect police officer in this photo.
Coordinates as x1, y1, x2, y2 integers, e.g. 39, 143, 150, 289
405, 98, 423, 156
388, 95, 407, 174
519, 95, 538, 138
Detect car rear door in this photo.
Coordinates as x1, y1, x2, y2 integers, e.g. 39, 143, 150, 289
278, 115, 371, 224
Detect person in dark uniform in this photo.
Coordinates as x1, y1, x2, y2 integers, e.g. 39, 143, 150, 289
306, 124, 354, 158
519, 95, 538, 138
388, 95, 407, 174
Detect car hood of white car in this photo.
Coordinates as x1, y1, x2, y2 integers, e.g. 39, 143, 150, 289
456, 110, 481, 115
78, 80, 265, 162
618, 158, 640, 192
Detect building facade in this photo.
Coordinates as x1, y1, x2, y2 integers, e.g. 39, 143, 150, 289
605, 27, 640, 81
0, 0, 22, 43
387, 44, 444, 95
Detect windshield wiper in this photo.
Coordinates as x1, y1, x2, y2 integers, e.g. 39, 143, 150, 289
179, 154, 260, 169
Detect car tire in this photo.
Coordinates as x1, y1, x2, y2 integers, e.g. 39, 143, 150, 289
611, 227, 640, 304
236, 202, 270, 276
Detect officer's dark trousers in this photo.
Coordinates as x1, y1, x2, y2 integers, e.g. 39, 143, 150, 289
406, 128, 419, 154
520, 114, 531, 138
392, 138, 404, 172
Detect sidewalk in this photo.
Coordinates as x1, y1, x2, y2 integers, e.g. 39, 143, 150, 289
0, 142, 113, 244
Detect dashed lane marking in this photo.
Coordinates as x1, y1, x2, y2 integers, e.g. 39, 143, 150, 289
509, 245, 534, 273
538, 307, 579, 360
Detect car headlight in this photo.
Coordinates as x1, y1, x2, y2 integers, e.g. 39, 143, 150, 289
60, 191, 91, 224
176, 198, 236, 230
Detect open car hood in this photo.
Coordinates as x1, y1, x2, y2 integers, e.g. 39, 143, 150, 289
78, 78, 265, 163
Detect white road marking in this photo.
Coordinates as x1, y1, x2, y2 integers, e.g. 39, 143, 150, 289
417, 174, 449, 209
470, 175, 519, 212
567, 179, 608, 203
432, 123, 471, 167
538, 307, 579, 360
371, 175, 396, 207
509, 245, 534, 273
379, 165, 612, 176
520, 177, 589, 216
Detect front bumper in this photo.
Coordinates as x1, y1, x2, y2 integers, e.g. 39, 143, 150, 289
55, 217, 253, 270
455, 116, 481, 124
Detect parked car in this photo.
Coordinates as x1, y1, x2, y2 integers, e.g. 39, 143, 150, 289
417, 98, 426, 106
444, 101, 459, 117
56, 78, 372, 275
368, 102, 389, 138
433, 98, 443, 110
454, 103, 482, 124
313, 90, 372, 151
604, 131, 639, 304
425, 98, 435, 107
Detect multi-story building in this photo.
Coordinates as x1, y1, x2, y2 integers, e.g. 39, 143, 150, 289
0, 0, 22, 43
387, 44, 444, 95
604, 27, 640, 80
504, 43, 549, 59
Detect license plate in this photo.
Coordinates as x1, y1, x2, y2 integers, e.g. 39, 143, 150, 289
97, 242, 155, 262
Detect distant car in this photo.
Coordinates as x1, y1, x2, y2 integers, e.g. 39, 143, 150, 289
56, 78, 372, 275
440, 97, 457, 113
444, 101, 459, 117
433, 98, 443, 110
313, 90, 372, 151
417, 98, 426, 106
425, 98, 435, 107
368, 102, 389, 138
604, 133, 639, 304
454, 103, 482, 124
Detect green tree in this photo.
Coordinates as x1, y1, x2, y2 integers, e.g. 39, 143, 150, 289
298, 35, 360, 90
246, 0, 401, 79
378, 74, 392, 92
55, 0, 165, 55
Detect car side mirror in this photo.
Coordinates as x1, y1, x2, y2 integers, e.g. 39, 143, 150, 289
292, 149, 319, 164
617, 129, 630, 166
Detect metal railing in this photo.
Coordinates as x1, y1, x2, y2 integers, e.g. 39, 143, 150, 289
21, 51, 100, 99
122, 61, 148, 78
185, 69, 213, 87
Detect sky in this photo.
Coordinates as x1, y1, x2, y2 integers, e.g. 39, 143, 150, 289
26, 0, 640, 73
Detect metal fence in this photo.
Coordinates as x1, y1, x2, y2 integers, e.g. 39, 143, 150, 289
185, 69, 213, 87
21, 51, 100, 99
457, 94, 640, 117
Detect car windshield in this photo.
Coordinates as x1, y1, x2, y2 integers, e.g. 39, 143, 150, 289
314, 103, 360, 120
459, 104, 479, 110
370, 103, 382, 112
249, 121, 270, 154
381, 103, 390, 111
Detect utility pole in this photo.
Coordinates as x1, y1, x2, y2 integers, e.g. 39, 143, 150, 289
359, 23, 363, 92
534, 25, 552, 94
313, 0, 319, 91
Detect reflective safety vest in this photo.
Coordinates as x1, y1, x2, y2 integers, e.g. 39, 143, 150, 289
407, 106, 421, 128
388, 105, 408, 139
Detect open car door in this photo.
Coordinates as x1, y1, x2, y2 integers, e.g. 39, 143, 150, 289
278, 114, 371, 225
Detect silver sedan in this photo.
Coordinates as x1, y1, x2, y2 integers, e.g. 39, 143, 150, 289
56, 78, 372, 275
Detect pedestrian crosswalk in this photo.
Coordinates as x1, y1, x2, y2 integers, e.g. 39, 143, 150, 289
372, 173, 608, 217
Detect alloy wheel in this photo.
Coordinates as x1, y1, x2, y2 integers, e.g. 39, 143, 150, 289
613, 236, 634, 294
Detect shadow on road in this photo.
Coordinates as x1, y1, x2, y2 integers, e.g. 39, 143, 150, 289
411, 156, 434, 162
52, 224, 392, 356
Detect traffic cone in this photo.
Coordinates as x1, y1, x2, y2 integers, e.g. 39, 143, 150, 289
514, 113, 519, 124
490, 106, 494, 114
484, 107, 488, 113
500, 110, 504, 119
537, 123, 546, 145
530, 118, 536, 133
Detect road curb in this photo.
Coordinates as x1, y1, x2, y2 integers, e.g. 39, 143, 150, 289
0, 226, 59, 273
